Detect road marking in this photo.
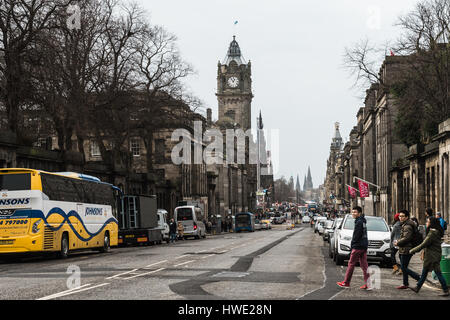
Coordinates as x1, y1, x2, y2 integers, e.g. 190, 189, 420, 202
201, 254, 215, 259
175, 254, 191, 259
122, 268, 165, 280
218, 250, 228, 253
144, 260, 168, 269
105, 268, 139, 279
38, 283, 110, 300
174, 260, 195, 267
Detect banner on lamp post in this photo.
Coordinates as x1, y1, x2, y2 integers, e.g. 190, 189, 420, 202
358, 180, 370, 198
348, 186, 357, 199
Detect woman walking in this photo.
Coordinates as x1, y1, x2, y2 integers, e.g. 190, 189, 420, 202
391, 213, 402, 275
409, 217, 449, 296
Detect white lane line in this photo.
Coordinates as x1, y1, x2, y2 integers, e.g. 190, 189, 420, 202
197, 249, 208, 253
36, 283, 93, 300
175, 254, 191, 259
201, 254, 215, 259
174, 260, 195, 267
218, 250, 228, 253
122, 268, 165, 280
38, 283, 109, 300
143, 260, 168, 269
105, 268, 139, 279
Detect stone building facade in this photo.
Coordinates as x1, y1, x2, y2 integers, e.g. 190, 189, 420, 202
324, 54, 450, 225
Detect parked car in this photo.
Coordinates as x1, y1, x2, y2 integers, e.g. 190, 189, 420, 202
261, 219, 272, 229
273, 217, 284, 224
254, 219, 263, 230
302, 215, 311, 224
334, 214, 392, 267
314, 217, 327, 233
328, 218, 343, 259
157, 209, 170, 243
322, 220, 335, 242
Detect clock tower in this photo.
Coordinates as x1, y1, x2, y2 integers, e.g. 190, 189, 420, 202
216, 36, 253, 131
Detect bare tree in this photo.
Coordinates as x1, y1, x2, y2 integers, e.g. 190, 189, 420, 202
0, 0, 72, 136
343, 0, 450, 145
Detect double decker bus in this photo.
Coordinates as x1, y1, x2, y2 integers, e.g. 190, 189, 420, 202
0, 169, 120, 258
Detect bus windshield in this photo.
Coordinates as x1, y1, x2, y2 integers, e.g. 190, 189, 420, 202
0, 174, 31, 191
236, 214, 250, 226
177, 208, 193, 221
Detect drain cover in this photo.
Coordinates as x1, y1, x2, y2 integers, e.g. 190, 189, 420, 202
211, 271, 249, 278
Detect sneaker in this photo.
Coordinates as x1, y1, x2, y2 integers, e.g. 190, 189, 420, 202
397, 270, 403, 275
396, 285, 409, 289
337, 281, 350, 288
360, 284, 373, 290
439, 289, 449, 297
392, 265, 399, 274
409, 286, 420, 293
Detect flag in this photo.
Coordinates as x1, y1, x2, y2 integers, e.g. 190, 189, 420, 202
348, 186, 357, 199
358, 180, 370, 198
390, 49, 395, 56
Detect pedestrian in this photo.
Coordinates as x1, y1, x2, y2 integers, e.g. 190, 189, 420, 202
337, 206, 372, 290
207, 220, 212, 234
425, 207, 434, 220
391, 213, 402, 275
435, 212, 447, 232
169, 218, 177, 243
177, 221, 184, 240
409, 217, 449, 296
393, 210, 421, 289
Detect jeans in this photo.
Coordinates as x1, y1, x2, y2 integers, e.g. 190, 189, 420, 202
343, 249, 370, 285
417, 268, 448, 291
399, 254, 420, 286
170, 232, 177, 243
390, 247, 399, 266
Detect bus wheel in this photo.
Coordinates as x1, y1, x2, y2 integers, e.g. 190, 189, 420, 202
59, 233, 69, 259
100, 232, 110, 253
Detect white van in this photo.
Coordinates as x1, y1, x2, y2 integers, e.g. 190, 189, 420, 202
174, 206, 206, 239
157, 209, 170, 243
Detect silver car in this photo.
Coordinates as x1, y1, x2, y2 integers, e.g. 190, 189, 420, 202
328, 218, 343, 259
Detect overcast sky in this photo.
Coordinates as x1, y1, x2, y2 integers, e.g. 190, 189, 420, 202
138, 0, 418, 187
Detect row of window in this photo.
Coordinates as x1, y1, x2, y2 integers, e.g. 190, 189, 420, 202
41, 173, 116, 207
89, 139, 166, 158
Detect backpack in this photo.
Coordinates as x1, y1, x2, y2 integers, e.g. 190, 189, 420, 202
412, 224, 423, 247
443, 220, 448, 231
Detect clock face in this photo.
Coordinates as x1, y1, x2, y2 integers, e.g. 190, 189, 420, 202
227, 76, 239, 88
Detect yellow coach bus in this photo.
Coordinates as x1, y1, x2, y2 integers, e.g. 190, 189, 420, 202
0, 169, 120, 258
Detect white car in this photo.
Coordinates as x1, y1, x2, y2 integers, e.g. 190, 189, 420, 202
254, 219, 263, 231
157, 209, 170, 243
302, 215, 311, 223
329, 218, 343, 259
335, 214, 392, 267
314, 217, 327, 234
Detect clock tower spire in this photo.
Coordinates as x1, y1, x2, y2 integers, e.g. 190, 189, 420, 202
216, 36, 253, 131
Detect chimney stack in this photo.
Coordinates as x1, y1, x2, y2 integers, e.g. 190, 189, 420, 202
206, 108, 212, 125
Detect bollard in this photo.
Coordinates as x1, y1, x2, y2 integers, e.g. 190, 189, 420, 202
441, 243, 450, 284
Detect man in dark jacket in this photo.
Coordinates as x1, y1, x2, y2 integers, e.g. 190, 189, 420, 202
337, 206, 371, 289
394, 210, 420, 289
169, 218, 177, 243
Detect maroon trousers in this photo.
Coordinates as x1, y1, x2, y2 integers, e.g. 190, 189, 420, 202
343, 249, 370, 285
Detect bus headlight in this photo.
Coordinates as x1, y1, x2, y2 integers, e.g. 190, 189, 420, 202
32, 219, 42, 234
